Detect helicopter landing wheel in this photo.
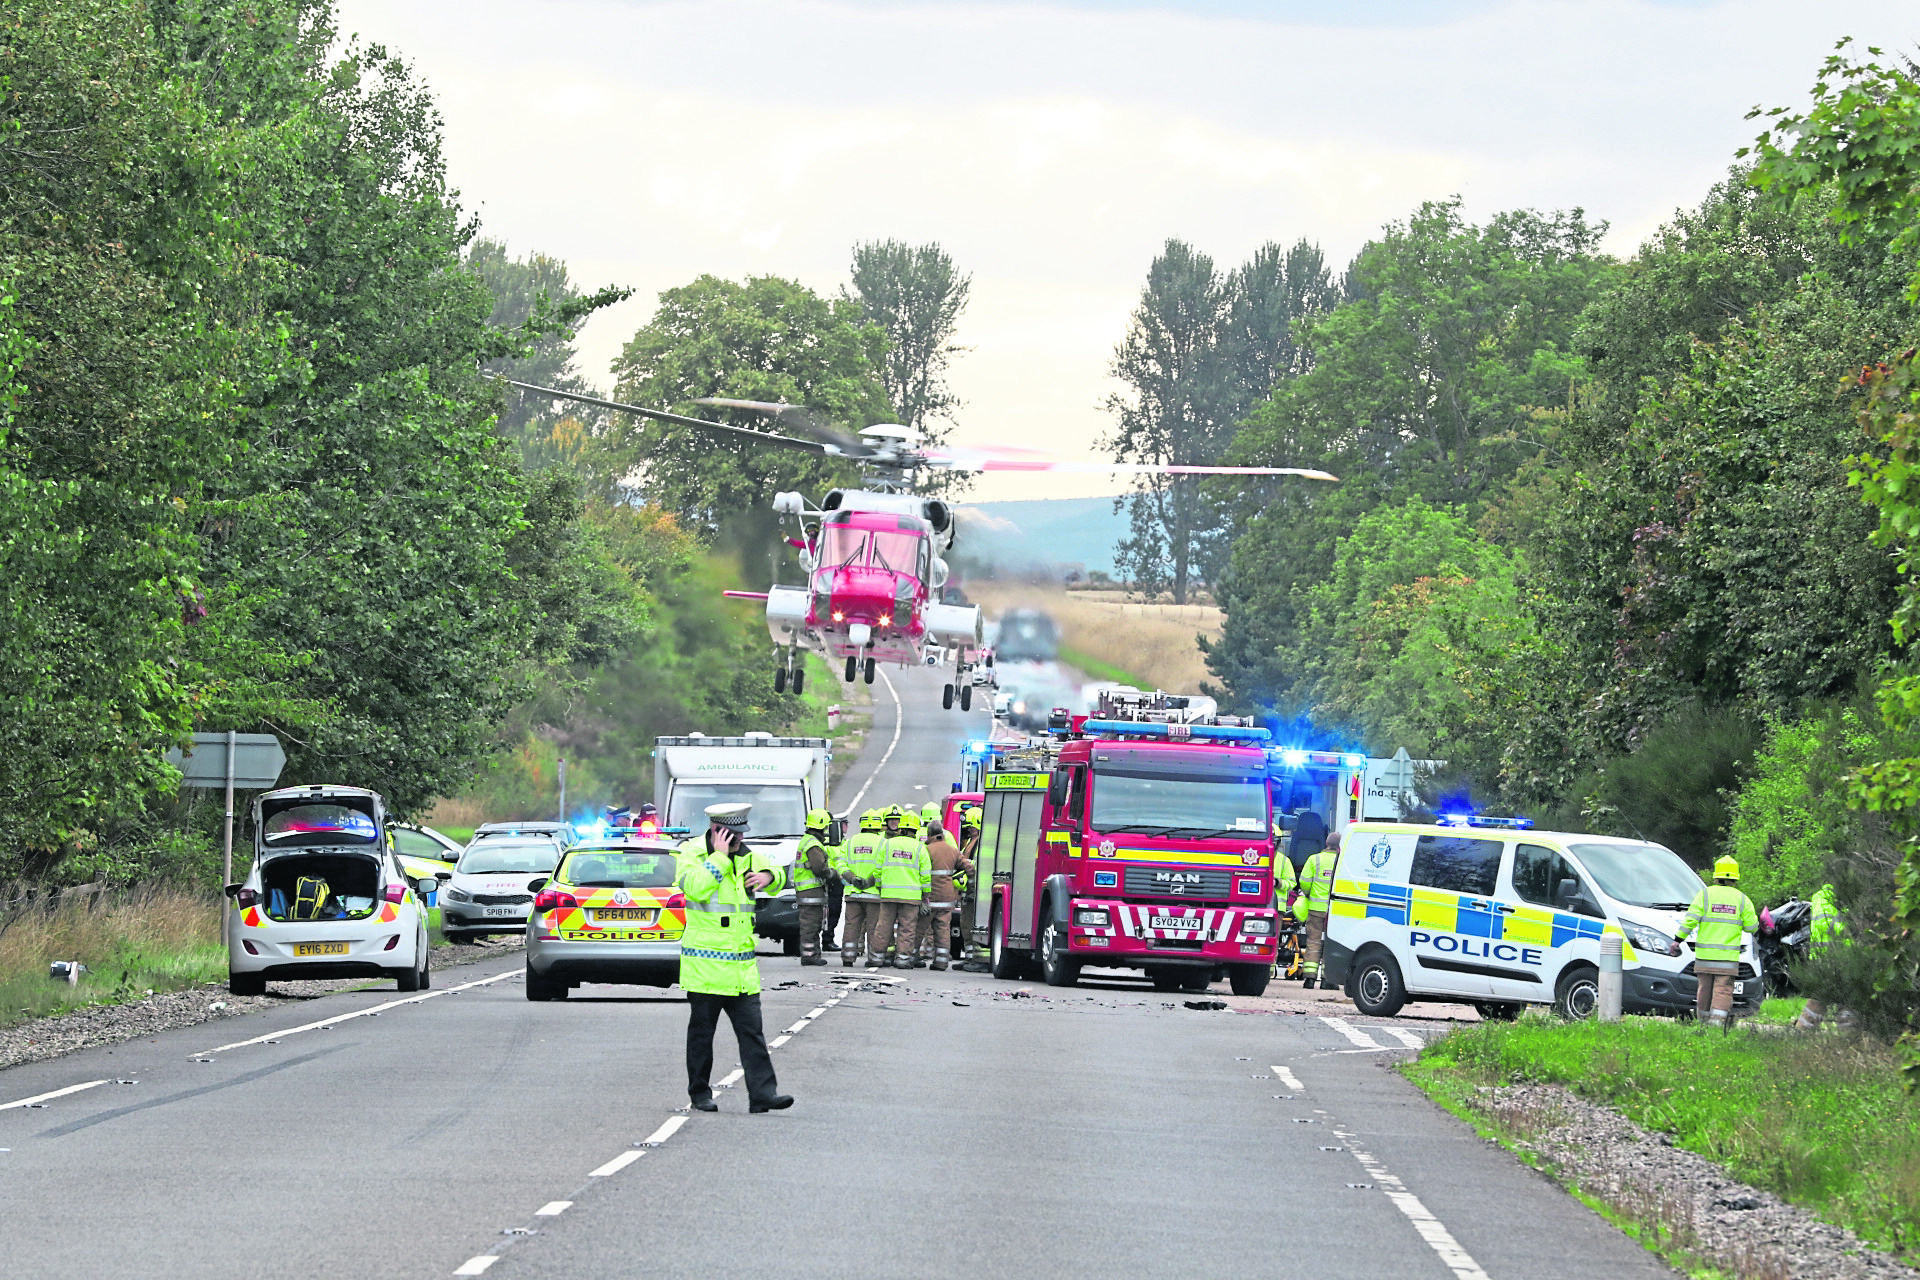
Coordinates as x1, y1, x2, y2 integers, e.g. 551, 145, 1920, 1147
774, 666, 788, 694
845, 655, 857, 683
790, 664, 805, 696
960, 684, 973, 711
942, 683, 955, 710
863, 657, 876, 684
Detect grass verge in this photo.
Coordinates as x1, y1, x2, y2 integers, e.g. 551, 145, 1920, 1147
1406, 1014, 1920, 1263
1058, 644, 1151, 689
0, 886, 226, 1027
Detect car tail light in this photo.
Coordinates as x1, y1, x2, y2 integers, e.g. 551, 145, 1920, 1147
533, 889, 579, 913
383, 884, 406, 904
383, 934, 401, 951
242, 940, 259, 955
235, 887, 259, 909
664, 893, 687, 910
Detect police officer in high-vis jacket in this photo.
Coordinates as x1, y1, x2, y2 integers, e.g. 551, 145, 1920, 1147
1298, 831, 1340, 989
675, 803, 793, 1113
793, 809, 837, 966
1670, 855, 1760, 1028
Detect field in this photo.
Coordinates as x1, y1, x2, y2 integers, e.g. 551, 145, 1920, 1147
964, 583, 1224, 694
0, 887, 227, 1027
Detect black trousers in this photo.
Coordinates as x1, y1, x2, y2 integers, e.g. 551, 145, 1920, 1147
827, 879, 843, 935
685, 991, 779, 1104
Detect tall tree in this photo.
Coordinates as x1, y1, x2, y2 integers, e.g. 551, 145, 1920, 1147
845, 239, 970, 448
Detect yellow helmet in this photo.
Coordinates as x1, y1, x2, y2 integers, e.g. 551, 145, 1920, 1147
806, 808, 832, 831
860, 809, 884, 832
899, 810, 922, 834
961, 806, 981, 827
1713, 855, 1739, 882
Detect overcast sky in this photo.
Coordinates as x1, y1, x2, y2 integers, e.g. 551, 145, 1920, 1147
336, 0, 1914, 500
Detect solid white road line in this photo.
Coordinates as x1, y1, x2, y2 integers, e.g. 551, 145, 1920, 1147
1320, 1016, 1387, 1050
640, 1115, 687, 1146
0, 1079, 108, 1111
1382, 1026, 1425, 1050
1271, 1066, 1305, 1092
534, 1202, 571, 1217
838, 666, 904, 816
1332, 1123, 1491, 1279
197, 968, 521, 1055
452, 1256, 499, 1275
589, 1149, 645, 1177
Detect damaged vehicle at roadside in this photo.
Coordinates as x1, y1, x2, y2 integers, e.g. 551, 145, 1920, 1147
224, 784, 439, 996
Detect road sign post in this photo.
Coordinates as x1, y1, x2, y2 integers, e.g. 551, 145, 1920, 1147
164, 733, 287, 922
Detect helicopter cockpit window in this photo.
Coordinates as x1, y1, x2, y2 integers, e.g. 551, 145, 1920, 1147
870, 530, 921, 580
820, 525, 868, 569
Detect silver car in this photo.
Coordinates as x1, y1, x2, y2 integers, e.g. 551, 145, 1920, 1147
440, 838, 561, 943
524, 837, 685, 1001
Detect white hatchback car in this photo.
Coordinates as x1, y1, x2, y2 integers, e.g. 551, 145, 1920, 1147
440, 837, 563, 943
226, 784, 437, 996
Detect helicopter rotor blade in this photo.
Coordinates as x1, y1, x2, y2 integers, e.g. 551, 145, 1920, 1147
694, 397, 872, 457
920, 450, 1339, 482
500, 380, 830, 457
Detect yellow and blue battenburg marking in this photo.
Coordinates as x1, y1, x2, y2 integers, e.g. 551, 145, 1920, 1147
1335, 878, 1619, 950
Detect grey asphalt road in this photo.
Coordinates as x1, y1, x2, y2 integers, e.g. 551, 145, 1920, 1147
0, 664, 1673, 1279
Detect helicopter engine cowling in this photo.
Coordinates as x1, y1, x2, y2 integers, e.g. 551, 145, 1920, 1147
820, 488, 956, 555
924, 602, 982, 649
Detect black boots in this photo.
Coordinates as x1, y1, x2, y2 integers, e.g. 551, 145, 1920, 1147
749, 1095, 795, 1114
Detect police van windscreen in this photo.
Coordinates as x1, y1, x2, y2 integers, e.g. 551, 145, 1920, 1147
1568, 842, 1704, 909
1088, 769, 1269, 837
667, 784, 807, 838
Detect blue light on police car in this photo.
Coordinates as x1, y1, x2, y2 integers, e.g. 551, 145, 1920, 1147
1281, 749, 1309, 768
1344, 753, 1366, 769
1438, 812, 1472, 827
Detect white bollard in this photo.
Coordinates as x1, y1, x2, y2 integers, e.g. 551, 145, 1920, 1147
1598, 934, 1623, 1022
827, 705, 841, 730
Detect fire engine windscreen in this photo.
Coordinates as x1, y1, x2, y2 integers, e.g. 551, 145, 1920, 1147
1089, 764, 1270, 836
666, 784, 808, 838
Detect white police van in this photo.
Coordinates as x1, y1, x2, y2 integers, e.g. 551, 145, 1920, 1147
1319, 817, 1760, 1020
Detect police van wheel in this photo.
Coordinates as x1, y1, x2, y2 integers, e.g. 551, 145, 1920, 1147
1038, 917, 1078, 987
1350, 948, 1406, 1018
1554, 965, 1600, 1020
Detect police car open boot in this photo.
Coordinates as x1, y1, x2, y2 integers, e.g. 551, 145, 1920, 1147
749, 1095, 794, 1114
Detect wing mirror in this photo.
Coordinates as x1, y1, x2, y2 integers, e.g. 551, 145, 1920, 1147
1047, 772, 1069, 809
435, 870, 453, 881
413, 877, 439, 897
223, 882, 245, 900
527, 877, 549, 893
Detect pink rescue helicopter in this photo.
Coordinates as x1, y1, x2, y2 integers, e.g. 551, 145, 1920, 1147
503, 381, 1338, 709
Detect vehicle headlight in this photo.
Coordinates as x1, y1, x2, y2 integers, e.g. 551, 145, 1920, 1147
445, 887, 471, 903
1621, 921, 1672, 954
1240, 918, 1273, 936
1074, 908, 1111, 927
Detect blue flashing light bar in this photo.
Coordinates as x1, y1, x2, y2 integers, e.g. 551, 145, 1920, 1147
966, 740, 990, 754
1344, 753, 1366, 769
1439, 814, 1533, 830
1081, 719, 1272, 743
1272, 748, 1370, 770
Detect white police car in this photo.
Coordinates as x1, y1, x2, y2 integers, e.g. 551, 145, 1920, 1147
1320, 818, 1757, 1020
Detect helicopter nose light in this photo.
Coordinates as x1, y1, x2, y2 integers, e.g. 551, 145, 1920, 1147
832, 611, 844, 622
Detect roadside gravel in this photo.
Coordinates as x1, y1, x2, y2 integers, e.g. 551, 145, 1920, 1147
0, 936, 523, 1073
1486, 1081, 1918, 1280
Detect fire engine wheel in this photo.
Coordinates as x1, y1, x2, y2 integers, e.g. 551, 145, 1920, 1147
1179, 969, 1212, 993
774, 667, 788, 693
960, 684, 973, 711
863, 657, 876, 684
790, 665, 805, 695
844, 656, 857, 682
1227, 963, 1270, 997
1350, 947, 1407, 1018
942, 683, 955, 710
1038, 916, 1079, 987
1149, 969, 1181, 992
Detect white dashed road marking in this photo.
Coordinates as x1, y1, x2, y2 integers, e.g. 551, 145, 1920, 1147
534, 1202, 571, 1217
1, 1079, 108, 1111
639, 1115, 687, 1147
769, 1034, 791, 1047
198, 968, 521, 1055
1271, 1066, 1304, 1092
452, 1257, 498, 1276
1332, 1123, 1491, 1280
589, 1149, 645, 1178
1320, 1016, 1390, 1050
715, 1068, 744, 1089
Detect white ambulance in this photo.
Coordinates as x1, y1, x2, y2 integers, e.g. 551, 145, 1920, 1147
1319, 817, 1760, 1021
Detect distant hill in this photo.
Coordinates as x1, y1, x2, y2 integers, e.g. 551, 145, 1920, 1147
952, 496, 1127, 577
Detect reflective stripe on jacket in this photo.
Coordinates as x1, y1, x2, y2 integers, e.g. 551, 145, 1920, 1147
925, 836, 971, 906
1272, 853, 1298, 910
794, 834, 835, 897
1675, 883, 1758, 965
1301, 849, 1336, 913
675, 835, 785, 995
1809, 884, 1845, 953
879, 836, 930, 901
836, 832, 886, 899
